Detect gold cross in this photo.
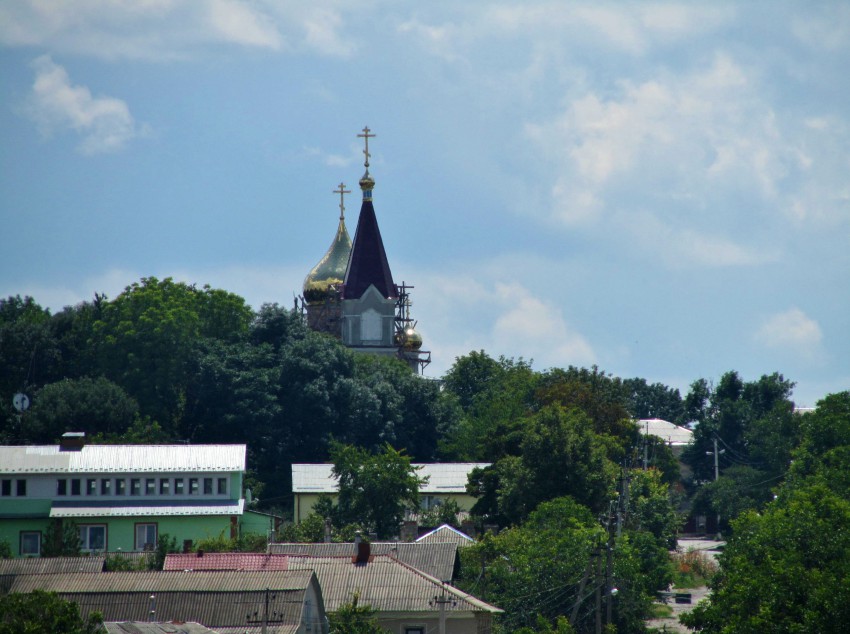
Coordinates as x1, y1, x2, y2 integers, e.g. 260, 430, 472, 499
333, 182, 351, 220
357, 126, 375, 168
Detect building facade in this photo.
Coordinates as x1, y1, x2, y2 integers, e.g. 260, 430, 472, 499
0, 435, 273, 557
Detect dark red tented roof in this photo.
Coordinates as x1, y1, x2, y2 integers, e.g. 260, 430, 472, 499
343, 199, 397, 299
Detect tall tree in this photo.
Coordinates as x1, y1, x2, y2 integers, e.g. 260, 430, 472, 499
0, 590, 102, 634
331, 442, 425, 539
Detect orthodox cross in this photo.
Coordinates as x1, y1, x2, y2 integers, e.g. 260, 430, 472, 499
357, 126, 375, 168
333, 182, 350, 220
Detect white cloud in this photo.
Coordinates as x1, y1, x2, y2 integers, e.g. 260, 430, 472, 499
207, 0, 282, 50
754, 307, 824, 361
0, 0, 358, 60
25, 56, 146, 154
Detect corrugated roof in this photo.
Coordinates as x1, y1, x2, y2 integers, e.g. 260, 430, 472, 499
103, 622, 219, 634
638, 419, 694, 445
0, 556, 105, 574
416, 524, 474, 546
284, 554, 501, 615
10, 570, 315, 593
292, 463, 490, 493
164, 553, 290, 572
50, 500, 244, 518
267, 542, 458, 582
9, 571, 317, 632
0, 445, 246, 474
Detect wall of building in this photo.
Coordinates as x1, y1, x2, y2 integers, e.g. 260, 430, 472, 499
293, 493, 480, 524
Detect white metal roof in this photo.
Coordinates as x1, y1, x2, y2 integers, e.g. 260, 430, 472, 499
0, 445, 246, 474
291, 463, 491, 494
637, 419, 694, 445
49, 499, 245, 518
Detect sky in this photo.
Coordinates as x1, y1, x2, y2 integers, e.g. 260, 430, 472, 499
1, 1, 848, 408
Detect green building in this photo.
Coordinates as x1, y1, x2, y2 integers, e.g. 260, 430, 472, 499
0, 433, 274, 557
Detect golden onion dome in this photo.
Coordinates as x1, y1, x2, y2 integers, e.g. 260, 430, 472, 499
396, 326, 423, 350
303, 215, 352, 305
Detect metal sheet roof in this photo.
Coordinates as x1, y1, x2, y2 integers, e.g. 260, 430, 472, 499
638, 419, 694, 445
0, 445, 246, 474
292, 463, 491, 493
164, 553, 291, 572
416, 524, 474, 546
10, 570, 316, 593
0, 556, 105, 575
267, 542, 458, 582
283, 554, 501, 614
50, 499, 245, 518
103, 622, 219, 634
11, 571, 316, 633
164, 552, 499, 615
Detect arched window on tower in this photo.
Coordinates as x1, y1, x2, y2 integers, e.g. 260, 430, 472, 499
360, 308, 382, 344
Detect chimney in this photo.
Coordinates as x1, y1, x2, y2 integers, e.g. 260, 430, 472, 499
59, 432, 85, 451
353, 532, 370, 564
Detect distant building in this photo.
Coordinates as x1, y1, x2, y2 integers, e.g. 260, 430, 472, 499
165, 547, 501, 634
8, 570, 326, 633
300, 127, 430, 374
291, 463, 490, 525
637, 418, 694, 459
0, 433, 276, 557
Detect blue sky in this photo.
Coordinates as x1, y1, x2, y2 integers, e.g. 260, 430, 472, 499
1, 1, 848, 407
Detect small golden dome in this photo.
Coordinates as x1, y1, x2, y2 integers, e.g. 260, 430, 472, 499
396, 327, 423, 350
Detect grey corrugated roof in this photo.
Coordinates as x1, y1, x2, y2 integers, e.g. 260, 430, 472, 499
283, 554, 501, 614
416, 524, 474, 546
0, 556, 105, 574
0, 445, 246, 474
103, 622, 219, 634
267, 542, 458, 582
9, 571, 317, 632
50, 500, 244, 518
292, 463, 490, 493
10, 570, 315, 593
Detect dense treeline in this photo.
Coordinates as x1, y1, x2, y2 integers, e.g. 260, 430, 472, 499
2, 278, 847, 633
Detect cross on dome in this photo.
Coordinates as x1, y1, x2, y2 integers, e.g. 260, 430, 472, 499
333, 182, 350, 220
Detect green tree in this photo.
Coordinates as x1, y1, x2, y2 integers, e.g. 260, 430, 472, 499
26, 377, 138, 443
622, 377, 685, 422
0, 590, 102, 634
331, 443, 425, 539
41, 519, 81, 557
91, 277, 253, 428
328, 591, 385, 634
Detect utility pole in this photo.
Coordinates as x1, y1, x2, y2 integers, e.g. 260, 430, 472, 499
706, 437, 725, 539
432, 585, 455, 634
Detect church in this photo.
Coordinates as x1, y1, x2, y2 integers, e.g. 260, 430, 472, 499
301, 127, 430, 374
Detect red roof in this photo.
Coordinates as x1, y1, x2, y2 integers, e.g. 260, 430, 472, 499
163, 552, 290, 571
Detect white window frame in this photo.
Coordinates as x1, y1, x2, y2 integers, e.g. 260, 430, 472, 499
135, 523, 157, 551
20, 531, 41, 557
79, 524, 107, 552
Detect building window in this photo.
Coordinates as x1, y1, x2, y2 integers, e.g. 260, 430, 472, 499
131, 479, 141, 496
203, 478, 213, 495
116, 479, 126, 496
175, 479, 185, 495
78, 524, 107, 552
217, 478, 227, 495
101, 479, 111, 495
1, 480, 9, 496
360, 308, 382, 342
189, 478, 199, 495
404, 628, 425, 634
16, 479, 26, 496
57, 479, 67, 496
160, 478, 170, 495
71, 479, 81, 496
135, 523, 157, 551
86, 479, 97, 495
20, 531, 41, 557
145, 478, 155, 495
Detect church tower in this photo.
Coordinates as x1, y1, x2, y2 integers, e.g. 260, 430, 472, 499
301, 126, 430, 373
